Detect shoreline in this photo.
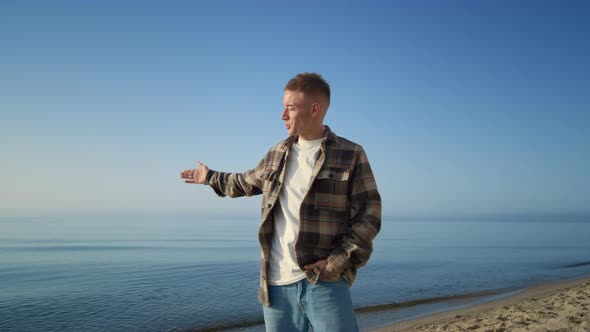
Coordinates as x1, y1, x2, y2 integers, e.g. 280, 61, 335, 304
201, 288, 521, 331
356, 287, 519, 314
368, 275, 590, 331
204, 275, 590, 331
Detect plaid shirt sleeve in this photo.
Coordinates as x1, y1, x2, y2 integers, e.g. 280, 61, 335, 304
327, 147, 381, 273
206, 153, 269, 198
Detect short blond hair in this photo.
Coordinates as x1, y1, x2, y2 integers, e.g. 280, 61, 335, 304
284, 72, 330, 102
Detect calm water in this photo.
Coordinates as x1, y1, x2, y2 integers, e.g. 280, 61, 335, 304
1, 215, 590, 331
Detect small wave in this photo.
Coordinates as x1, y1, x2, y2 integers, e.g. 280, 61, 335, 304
561, 260, 590, 269
354, 287, 516, 314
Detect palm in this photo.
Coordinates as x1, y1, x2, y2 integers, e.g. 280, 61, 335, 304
180, 162, 209, 184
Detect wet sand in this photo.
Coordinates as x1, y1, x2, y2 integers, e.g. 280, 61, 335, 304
369, 276, 590, 332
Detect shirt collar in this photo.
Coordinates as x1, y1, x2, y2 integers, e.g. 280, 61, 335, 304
323, 125, 339, 144
281, 125, 339, 150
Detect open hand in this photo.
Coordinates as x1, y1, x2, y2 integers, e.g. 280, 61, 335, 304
180, 162, 209, 184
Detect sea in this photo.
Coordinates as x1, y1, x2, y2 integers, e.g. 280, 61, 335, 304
1, 214, 590, 332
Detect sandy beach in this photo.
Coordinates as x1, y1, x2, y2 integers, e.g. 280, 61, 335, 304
369, 276, 590, 332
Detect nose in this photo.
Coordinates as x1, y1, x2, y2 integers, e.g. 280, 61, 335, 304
281, 108, 288, 120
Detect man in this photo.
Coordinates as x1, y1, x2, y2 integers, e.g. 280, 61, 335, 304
180, 73, 381, 332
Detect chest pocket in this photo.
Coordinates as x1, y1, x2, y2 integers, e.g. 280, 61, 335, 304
261, 155, 286, 188
261, 167, 280, 193
314, 168, 350, 211
261, 159, 286, 210
317, 168, 350, 181
261, 167, 278, 181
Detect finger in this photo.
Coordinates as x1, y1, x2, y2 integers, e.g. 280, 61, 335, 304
306, 259, 328, 270
197, 161, 204, 168
180, 170, 193, 177
304, 262, 320, 270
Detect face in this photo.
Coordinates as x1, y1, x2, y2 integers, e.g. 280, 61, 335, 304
281, 90, 315, 137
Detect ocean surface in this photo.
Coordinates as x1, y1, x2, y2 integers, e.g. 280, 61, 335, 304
1, 214, 590, 332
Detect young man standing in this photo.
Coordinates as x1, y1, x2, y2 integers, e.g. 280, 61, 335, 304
180, 73, 381, 332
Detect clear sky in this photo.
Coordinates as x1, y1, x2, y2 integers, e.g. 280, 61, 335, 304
1, 1, 589, 219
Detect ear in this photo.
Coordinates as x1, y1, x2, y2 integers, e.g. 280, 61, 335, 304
311, 103, 321, 118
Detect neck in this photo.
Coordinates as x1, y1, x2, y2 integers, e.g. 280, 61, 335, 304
299, 125, 325, 141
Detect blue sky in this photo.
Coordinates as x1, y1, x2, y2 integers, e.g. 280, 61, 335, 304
1, 1, 588, 218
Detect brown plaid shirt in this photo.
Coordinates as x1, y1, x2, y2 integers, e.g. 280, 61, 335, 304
207, 126, 381, 306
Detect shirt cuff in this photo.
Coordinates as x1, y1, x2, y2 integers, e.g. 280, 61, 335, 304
205, 169, 214, 183
327, 253, 352, 274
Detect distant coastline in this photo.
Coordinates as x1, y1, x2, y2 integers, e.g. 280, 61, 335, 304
384, 211, 590, 223
3, 211, 589, 223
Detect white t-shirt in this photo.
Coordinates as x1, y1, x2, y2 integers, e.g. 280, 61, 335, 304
267, 137, 323, 285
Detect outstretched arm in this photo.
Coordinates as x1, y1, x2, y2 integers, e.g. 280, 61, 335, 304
180, 151, 270, 198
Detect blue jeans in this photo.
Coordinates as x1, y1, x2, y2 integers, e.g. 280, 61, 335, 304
262, 278, 359, 332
